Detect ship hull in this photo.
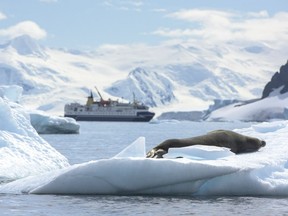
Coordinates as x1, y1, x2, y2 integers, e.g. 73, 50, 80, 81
64, 112, 155, 122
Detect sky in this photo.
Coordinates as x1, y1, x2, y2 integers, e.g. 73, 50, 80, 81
0, 0, 288, 50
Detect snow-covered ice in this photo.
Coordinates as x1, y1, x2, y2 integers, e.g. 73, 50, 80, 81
30, 110, 79, 134
1, 117, 288, 196
0, 85, 79, 134
0, 85, 23, 103
207, 91, 288, 122
0, 86, 69, 181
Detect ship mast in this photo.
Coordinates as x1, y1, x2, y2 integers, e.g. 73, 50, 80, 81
94, 86, 111, 106
95, 86, 104, 102
133, 92, 136, 104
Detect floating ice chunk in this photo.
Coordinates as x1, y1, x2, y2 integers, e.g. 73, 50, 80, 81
30, 110, 79, 134
252, 121, 287, 133
113, 137, 146, 158
20, 158, 238, 195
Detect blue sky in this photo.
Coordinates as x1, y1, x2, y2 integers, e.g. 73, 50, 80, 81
0, 0, 287, 49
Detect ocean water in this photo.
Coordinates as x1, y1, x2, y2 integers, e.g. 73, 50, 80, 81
1, 121, 288, 216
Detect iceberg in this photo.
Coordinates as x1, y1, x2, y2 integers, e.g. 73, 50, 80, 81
0, 84, 79, 135
1, 121, 288, 196
30, 110, 79, 134
0, 86, 69, 181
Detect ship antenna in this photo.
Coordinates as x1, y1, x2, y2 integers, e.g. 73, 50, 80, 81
132, 92, 138, 105
133, 92, 135, 104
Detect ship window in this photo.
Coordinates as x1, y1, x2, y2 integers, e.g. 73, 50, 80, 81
74, 108, 77, 111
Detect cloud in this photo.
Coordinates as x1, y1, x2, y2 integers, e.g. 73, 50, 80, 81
125, 1, 143, 7
247, 10, 269, 18
153, 9, 288, 47
168, 9, 233, 26
103, 0, 144, 11
0, 12, 7, 21
232, 12, 288, 44
152, 28, 203, 38
0, 21, 47, 40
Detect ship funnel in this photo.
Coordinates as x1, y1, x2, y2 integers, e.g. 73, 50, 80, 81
86, 91, 94, 106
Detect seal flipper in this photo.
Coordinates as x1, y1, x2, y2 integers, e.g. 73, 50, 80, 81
146, 148, 167, 158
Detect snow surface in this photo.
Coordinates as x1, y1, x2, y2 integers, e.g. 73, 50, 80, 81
0, 85, 22, 103
207, 89, 288, 122
105, 67, 175, 107
0, 86, 69, 181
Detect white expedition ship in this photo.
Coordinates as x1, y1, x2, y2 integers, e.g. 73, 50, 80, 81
64, 88, 155, 122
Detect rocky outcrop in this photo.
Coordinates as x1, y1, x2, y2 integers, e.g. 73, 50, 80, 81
262, 60, 288, 98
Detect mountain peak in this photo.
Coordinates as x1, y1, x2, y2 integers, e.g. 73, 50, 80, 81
129, 67, 148, 77
262, 60, 288, 98
107, 67, 175, 107
8, 35, 48, 58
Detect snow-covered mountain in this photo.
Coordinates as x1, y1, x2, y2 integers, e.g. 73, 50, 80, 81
0, 34, 287, 115
0, 35, 123, 114
206, 61, 288, 122
262, 60, 288, 98
106, 67, 175, 107
206, 92, 288, 122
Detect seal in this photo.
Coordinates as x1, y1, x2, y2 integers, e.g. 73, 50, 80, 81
146, 130, 266, 158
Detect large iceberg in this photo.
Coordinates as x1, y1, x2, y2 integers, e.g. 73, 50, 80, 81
0, 86, 69, 181
1, 120, 288, 196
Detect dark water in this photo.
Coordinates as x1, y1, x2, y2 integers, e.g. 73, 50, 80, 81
42, 121, 253, 164
1, 194, 288, 216
1, 121, 288, 216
